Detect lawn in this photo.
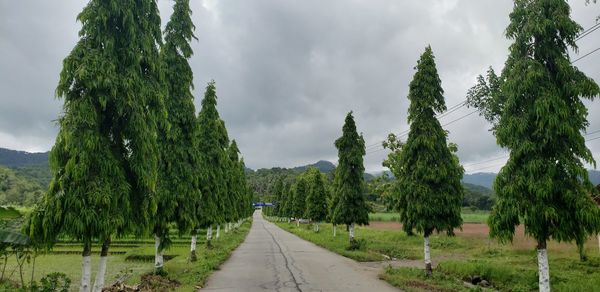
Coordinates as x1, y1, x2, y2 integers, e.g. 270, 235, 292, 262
272, 219, 600, 291
369, 209, 489, 224
0, 221, 251, 291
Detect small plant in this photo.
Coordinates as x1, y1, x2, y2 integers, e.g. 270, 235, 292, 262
346, 238, 367, 251
34, 272, 71, 292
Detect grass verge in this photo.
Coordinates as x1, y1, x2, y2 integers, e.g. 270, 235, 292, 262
271, 218, 600, 291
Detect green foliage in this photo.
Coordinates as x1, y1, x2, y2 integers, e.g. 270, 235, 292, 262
331, 112, 369, 226
36, 272, 71, 292
391, 46, 464, 237
304, 168, 329, 222
197, 81, 227, 227
468, 0, 600, 246
0, 167, 43, 206
34, 0, 165, 247
154, 0, 200, 247
291, 176, 308, 219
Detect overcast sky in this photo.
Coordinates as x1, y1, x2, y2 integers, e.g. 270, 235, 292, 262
1, 1, 599, 173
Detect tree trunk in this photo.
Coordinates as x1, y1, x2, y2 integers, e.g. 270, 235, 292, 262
296, 219, 300, 227
216, 224, 221, 240
537, 240, 550, 292
92, 239, 110, 292
287, 217, 290, 223
424, 236, 432, 276
349, 223, 355, 243
190, 233, 198, 262
207, 226, 213, 246
154, 235, 164, 274
80, 242, 92, 292
333, 225, 337, 237
597, 234, 600, 254
29, 252, 36, 288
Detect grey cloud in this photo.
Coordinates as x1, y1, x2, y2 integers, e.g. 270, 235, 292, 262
1, 0, 599, 172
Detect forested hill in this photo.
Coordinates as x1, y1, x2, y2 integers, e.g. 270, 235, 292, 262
0, 148, 51, 187
0, 148, 49, 167
463, 171, 600, 189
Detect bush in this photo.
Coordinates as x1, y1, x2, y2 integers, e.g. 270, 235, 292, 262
346, 238, 367, 251
32, 272, 71, 292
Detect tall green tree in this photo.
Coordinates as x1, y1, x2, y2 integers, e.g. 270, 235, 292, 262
291, 176, 308, 226
305, 168, 329, 232
393, 46, 464, 276
271, 176, 285, 218
153, 0, 200, 274
215, 119, 232, 239
281, 181, 293, 223
332, 112, 369, 243
467, 1, 600, 290
227, 140, 245, 231
196, 81, 227, 249
30, 0, 164, 290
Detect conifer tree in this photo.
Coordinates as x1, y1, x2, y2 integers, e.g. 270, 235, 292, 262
153, 0, 199, 274
196, 81, 227, 248
227, 140, 245, 230
332, 112, 369, 243
292, 176, 308, 226
281, 182, 293, 223
393, 46, 463, 276
305, 168, 329, 232
272, 177, 285, 219
216, 119, 232, 240
467, 1, 600, 290
31, 1, 164, 290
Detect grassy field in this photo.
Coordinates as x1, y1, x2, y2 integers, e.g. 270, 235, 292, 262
369, 209, 490, 224
273, 219, 600, 291
1, 221, 251, 291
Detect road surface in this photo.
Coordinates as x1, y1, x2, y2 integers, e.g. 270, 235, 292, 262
202, 210, 399, 292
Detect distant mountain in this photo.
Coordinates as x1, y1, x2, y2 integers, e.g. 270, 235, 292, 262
0, 148, 49, 167
293, 160, 336, 173
0, 148, 52, 187
463, 170, 600, 189
463, 172, 497, 189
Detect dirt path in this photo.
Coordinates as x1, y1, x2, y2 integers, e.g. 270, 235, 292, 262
201, 211, 400, 292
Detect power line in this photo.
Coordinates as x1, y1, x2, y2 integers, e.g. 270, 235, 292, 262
575, 22, 600, 42
572, 47, 600, 64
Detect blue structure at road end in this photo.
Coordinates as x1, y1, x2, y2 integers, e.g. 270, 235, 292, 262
253, 202, 274, 208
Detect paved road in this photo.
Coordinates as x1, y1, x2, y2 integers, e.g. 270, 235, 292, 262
202, 211, 399, 292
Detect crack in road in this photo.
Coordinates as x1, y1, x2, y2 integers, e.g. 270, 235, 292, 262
261, 221, 304, 292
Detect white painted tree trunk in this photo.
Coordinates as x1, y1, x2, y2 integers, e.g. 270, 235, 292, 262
297, 219, 300, 227
537, 248, 550, 292
207, 226, 213, 241
216, 224, 221, 240
333, 225, 337, 237
92, 256, 107, 292
154, 235, 164, 270
349, 223, 355, 242
191, 235, 197, 251
597, 234, 600, 254
287, 218, 291, 223
424, 236, 432, 275
80, 255, 92, 292
315, 223, 319, 232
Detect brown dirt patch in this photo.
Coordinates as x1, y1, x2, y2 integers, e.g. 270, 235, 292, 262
103, 274, 180, 292
367, 221, 598, 252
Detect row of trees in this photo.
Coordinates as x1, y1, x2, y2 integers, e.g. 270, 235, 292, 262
267, 112, 371, 244
381, 1, 600, 290
22, 1, 253, 291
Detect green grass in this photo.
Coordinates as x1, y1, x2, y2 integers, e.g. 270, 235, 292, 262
271, 218, 600, 291
370, 209, 490, 224
273, 220, 468, 262
0, 221, 251, 291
